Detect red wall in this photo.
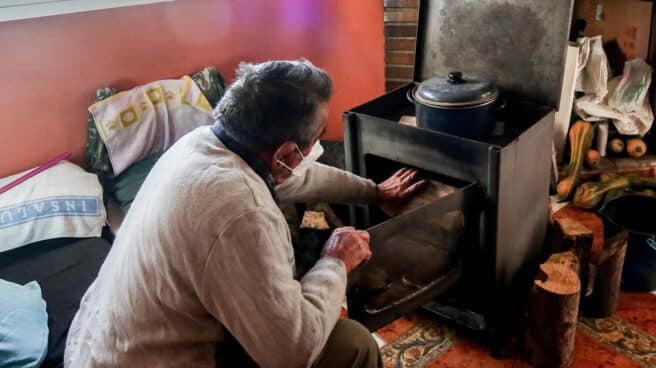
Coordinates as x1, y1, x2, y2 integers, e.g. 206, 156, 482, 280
0, 0, 385, 177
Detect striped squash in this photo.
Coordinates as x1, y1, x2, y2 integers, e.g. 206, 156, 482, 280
557, 121, 594, 200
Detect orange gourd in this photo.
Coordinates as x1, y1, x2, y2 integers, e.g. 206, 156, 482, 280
585, 149, 601, 168
627, 138, 647, 158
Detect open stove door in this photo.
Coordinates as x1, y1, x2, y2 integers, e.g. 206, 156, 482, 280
347, 182, 481, 331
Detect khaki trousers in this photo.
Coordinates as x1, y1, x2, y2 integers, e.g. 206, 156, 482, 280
216, 318, 383, 368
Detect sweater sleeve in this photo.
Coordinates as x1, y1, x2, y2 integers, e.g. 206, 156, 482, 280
199, 207, 347, 368
275, 162, 377, 204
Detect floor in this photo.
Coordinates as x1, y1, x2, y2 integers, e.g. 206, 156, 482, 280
369, 201, 656, 368
371, 291, 656, 368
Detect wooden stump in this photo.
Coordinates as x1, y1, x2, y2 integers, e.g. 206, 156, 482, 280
553, 217, 593, 297
585, 231, 628, 318
525, 262, 581, 368
546, 251, 580, 275
555, 218, 593, 263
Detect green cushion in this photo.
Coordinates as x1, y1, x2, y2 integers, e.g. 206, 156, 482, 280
104, 152, 164, 214
85, 87, 117, 180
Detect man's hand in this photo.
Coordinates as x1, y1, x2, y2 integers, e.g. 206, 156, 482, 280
321, 227, 371, 273
376, 168, 428, 217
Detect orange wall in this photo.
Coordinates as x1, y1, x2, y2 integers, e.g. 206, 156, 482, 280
0, 0, 385, 177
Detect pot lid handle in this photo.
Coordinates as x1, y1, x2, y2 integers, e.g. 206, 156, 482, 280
447, 71, 464, 84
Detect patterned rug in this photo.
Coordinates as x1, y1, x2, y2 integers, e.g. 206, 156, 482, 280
376, 293, 656, 368
578, 316, 656, 368
379, 319, 457, 368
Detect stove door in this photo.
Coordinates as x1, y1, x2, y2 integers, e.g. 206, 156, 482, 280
347, 182, 481, 331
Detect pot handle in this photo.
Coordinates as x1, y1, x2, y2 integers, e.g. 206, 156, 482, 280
447, 71, 465, 84
496, 98, 506, 112
406, 88, 416, 105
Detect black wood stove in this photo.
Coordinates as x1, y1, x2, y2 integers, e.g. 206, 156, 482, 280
343, 0, 574, 336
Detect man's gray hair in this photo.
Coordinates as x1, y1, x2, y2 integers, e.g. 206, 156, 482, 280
214, 59, 333, 151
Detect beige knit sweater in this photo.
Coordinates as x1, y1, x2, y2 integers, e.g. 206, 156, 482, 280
64, 126, 377, 368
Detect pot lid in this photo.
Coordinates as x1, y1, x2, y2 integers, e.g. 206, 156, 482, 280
414, 71, 499, 107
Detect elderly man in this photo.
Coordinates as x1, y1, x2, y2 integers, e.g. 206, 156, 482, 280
65, 60, 426, 367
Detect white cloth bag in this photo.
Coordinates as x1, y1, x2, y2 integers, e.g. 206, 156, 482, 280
574, 36, 654, 136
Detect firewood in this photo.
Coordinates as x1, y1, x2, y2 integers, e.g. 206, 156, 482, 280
311, 203, 345, 228
584, 231, 628, 318
300, 211, 330, 230
546, 251, 580, 275
525, 262, 581, 368
553, 217, 593, 297
554, 218, 593, 262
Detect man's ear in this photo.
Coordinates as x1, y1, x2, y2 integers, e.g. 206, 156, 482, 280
272, 141, 300, 170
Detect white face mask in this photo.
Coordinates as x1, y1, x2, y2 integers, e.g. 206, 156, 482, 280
277, 141, 324, 177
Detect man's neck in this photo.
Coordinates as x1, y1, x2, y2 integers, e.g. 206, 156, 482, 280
211, 121, 279, 202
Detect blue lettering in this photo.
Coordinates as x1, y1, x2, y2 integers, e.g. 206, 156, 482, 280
32, 202, 44, 213
0, 196, 100, 230
16, 206, 28, 219
0, 211, 13, 224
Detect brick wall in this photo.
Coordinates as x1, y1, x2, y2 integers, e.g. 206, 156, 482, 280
384, 0, 419, 90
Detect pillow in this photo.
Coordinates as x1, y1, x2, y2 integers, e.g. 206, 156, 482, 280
0, 161, 106, 252
85, 67, 225, 179
0, 279, 48, 368
85, 67, 226, 215
89, 75, 213, 176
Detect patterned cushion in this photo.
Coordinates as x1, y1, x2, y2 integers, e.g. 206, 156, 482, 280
84, 67, 225, 213
85, 67, 225, 179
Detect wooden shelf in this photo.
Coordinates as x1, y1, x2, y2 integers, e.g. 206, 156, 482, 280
559, 154, 656, 180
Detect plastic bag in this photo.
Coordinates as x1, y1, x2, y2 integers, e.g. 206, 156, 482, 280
609, 59, 653, 135
609, 59, 652, 113
576, 59, 654, 136
575, 36, 609, 99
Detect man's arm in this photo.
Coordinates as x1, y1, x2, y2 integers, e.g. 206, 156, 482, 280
276, 162, 377, 204
276, 164, 428, 217
198, 207, 347, 368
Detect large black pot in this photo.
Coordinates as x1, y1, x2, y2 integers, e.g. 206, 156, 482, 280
407, 71, 503, 139
598, 195, 656, 291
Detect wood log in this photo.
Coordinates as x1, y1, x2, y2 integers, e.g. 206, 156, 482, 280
311, 203, 345, 228
552, 205, 605, 256
525, 262, 581, 368
553, 217, 593, 298
396, 180, 456, 215
555, 218, 593, 260
585, 231, 629, 318
546, 251, 580, 275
